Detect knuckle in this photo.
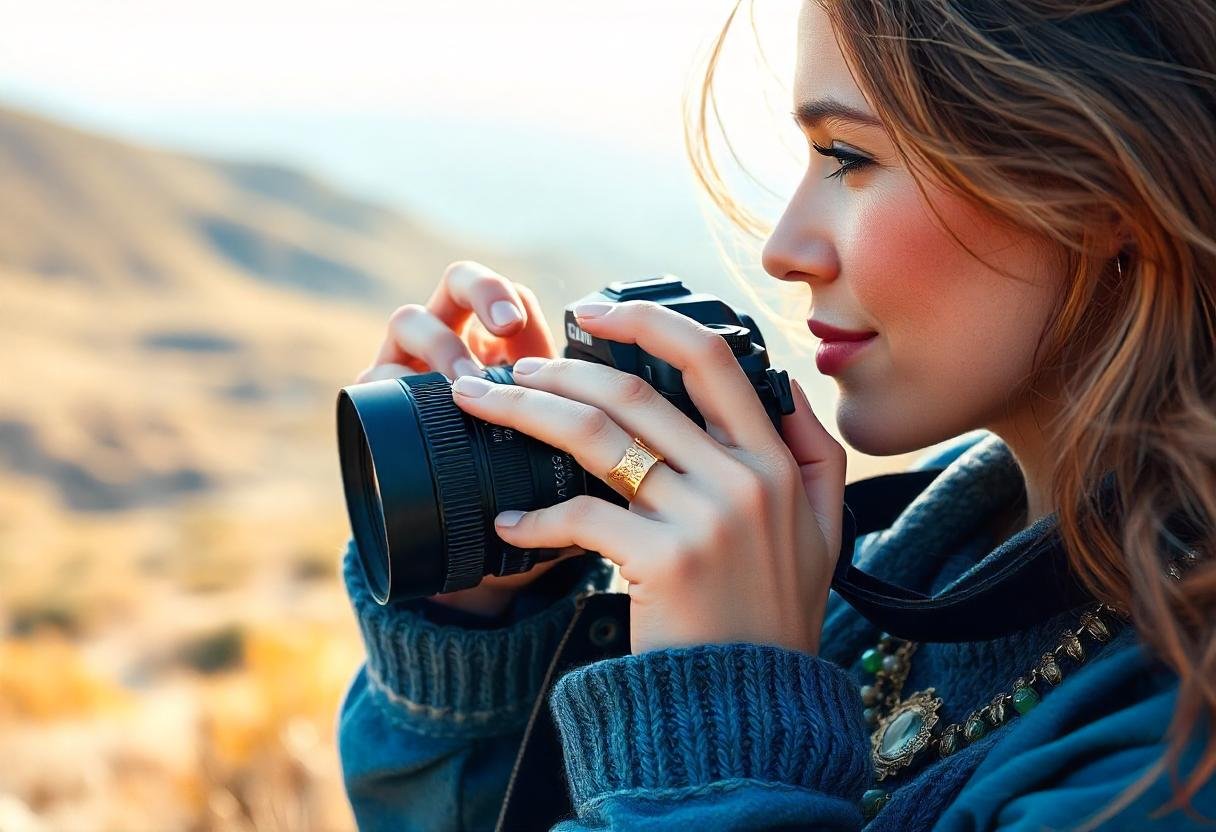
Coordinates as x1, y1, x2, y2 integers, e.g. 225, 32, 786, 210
572, 405, 614, 443
726, 464, 768, 508
698, 330, 734, 364
388, 303, 426, 328
612, 372, 653, 406
442, 260, 473, 281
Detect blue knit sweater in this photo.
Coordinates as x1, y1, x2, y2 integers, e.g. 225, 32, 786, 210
337, 431, 1215, 830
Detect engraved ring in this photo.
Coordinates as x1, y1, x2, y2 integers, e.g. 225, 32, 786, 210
606, 437, 665, 502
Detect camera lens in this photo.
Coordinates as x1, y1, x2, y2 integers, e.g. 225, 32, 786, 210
336, 367, 617, 604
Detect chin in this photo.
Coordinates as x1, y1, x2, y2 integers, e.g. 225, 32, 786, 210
835, 396, 942, 457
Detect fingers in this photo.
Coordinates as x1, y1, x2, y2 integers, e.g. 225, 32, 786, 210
571, 300, 778, 451
781, 378, 847, 548
427, 260, 529, 336
507, 356, 720, 474
501, 282, 558, 360
450, 374, 679, 509
494, 495, 669, 575
373, 304, 483, 380
368, 261, 556, 381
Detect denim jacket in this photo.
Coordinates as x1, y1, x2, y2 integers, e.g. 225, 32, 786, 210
337, 431, 1215, 830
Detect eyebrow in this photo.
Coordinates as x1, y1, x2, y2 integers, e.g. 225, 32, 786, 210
793, 97, 883, 129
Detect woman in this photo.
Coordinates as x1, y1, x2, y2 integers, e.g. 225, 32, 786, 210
337, 1, 1215, 829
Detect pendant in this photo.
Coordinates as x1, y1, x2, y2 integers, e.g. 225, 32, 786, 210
871, 689, 942, 781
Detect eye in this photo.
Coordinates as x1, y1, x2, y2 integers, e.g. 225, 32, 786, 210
811, 141, 874, 181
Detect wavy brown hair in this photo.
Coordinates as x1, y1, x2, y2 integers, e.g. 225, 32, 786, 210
686, 0, 1216, 826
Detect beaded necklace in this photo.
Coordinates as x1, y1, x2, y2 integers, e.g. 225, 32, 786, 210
855, 542, 1201, 822
856, 601, 1127, 821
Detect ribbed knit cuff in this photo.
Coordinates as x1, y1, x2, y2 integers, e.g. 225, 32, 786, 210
549, 643, 872, 811
343, 537, 617, 738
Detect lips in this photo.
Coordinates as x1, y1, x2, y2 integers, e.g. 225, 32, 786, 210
808, 318, 878, 376
807, 319, 877, 342
814, 335, 876, 376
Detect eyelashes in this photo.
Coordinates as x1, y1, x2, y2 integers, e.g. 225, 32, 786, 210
811, 141, 874, 181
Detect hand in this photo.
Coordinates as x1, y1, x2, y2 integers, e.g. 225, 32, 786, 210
354, 260, 578, 618
356, 260, 557, 384
449, 300, 847, 655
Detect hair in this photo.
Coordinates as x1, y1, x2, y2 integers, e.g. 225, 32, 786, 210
685, 1, 1216, 827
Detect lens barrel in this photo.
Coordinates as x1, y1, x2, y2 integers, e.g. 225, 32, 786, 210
336, 368, 603, 604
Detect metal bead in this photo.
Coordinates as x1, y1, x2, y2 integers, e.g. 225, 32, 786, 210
881, 654, 902, 674
861, 685, 880, 706
1080, 610, 1111, 642
1060, 631, 1084, 663
984, 694, 1009, 726
938, 725, 962, 758
1040, 652, 1063, 686
864, 707, 880, 726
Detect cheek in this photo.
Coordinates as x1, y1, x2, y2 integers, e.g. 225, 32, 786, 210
837, 178, 1065, 451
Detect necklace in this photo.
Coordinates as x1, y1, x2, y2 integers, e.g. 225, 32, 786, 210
856, 600, 1127, 821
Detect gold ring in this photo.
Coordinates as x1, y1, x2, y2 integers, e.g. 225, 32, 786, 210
606, 437, 665, 502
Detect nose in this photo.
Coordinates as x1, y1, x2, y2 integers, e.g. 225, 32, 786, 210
761, 177, 840, 286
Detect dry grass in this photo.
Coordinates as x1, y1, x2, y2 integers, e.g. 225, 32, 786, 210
0, 486, 363, 832
0, 103, 921, 832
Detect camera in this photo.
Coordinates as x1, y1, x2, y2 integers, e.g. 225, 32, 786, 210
336, 275, 795, 604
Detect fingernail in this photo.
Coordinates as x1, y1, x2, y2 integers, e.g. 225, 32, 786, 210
452, 375, 492, 397
496, 510, 526, 527
453, 358, 482, 378
512, 356, 547, 375
573, 302, 611, 319
490, 300, 523, 328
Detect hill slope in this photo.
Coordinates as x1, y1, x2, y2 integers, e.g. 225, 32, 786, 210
0, 103, 606, 514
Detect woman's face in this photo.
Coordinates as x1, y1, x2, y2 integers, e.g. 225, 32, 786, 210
763, 2, 1069, 456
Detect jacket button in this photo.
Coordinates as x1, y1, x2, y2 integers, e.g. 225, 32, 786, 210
589, 616, 620, 647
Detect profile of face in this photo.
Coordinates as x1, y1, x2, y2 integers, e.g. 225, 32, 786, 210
762, 2, 1070, 457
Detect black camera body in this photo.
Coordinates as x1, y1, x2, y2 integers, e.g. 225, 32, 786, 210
337, 275, 795, 604
559, 276, 794, 434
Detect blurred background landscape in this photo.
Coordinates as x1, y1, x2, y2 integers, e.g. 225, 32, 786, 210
0, 2, 922, 830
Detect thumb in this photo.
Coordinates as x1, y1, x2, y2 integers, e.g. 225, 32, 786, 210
780, 378, 847, 548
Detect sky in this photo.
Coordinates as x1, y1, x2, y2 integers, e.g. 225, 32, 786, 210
0, 0, 811, 335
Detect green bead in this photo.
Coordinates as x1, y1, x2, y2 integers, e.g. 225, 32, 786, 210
1012, 686, 1040, 715
862, 648, 884, 674
861, 788, 889, 819
964, 714, 987, 742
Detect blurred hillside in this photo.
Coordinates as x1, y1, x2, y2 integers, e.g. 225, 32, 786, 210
0, 103, 615, 832
0, 101, 920, 832
0, 103, 613, 517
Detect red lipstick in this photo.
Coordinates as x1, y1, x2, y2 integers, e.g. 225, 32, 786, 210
809, 319, 877, 376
